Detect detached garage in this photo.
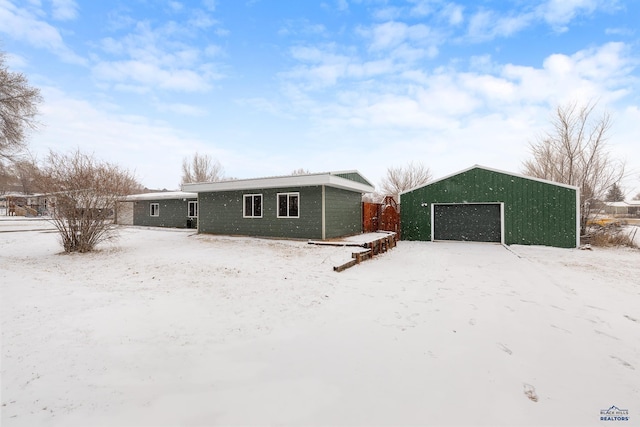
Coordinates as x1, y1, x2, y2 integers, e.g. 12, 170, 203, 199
400, 165, 580, 248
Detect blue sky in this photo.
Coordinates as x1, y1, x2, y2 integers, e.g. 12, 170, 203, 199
1, 0, 639, 195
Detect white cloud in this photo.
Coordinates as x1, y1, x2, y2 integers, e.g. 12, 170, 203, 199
467, 10, 533, 41
91, 19, 226, 93
31, 87, 228, 189
269, 39, 637, 187
0, 0, 85, 64
538, 0, 599, 29
278, 19, 327, 37
464, 0, 619, 41
188, 9, 217, 29
441, 3, 464, 26
93, 60, 214, 92
168, 1, 183, 13
500, 42, 634, 105
50, 0, 78, 21
336, 0, 348, 12
154, 101, 208, 117
366, 21, 433, 51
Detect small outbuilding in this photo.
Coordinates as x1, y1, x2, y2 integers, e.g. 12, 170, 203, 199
183, 171, 375, 240
118, 191, 198, 229
400, 165, 580, 248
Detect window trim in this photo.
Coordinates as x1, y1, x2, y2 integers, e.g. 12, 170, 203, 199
243, 194, 263, 218
150, 203, 160, 217
187, 200, 198, 218
277, 192, 300, 218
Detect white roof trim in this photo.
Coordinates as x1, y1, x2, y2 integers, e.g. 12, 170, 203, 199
400, 164, 579, 195
182, 172, 375, 194
123, 191, 197, 201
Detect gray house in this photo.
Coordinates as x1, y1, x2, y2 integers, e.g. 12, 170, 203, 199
118, 192, 198, 228
182, 171, 375, 240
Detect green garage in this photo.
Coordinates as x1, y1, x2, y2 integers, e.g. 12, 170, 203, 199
400, 165, 580, 248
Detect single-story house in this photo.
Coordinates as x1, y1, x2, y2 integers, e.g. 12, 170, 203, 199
182, 171, 375, 240
118, 191, 198, 228
603, 201, 640, 217
400, 165, 580, 248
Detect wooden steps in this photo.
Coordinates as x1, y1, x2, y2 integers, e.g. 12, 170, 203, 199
332, 233, 397, 272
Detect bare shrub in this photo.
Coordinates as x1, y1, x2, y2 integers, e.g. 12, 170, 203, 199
34, 150, 140, 253
587, 223, 637, 248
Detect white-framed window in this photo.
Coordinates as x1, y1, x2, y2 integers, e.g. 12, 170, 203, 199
277, 192, 299, 218
150, 203, 160, 217
243, 194, 262, 218
188, 201, 198, 218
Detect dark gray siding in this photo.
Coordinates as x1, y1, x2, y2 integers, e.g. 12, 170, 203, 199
133, 199, 196, 228
198, 186, 323, 239
324, 186, 362, 238
334, 172, 372, 187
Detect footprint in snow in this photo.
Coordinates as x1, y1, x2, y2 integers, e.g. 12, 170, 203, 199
497, 343, 512, 355
523, 383, 539, 402
610, 355, 635, 370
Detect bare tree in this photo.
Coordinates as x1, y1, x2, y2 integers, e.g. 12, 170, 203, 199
34, 150, 140, 253
1, 50, 42, 159
380, 161, 432, 198
291, 168, 310, 175
181, 152, 224, 184
523, 101, 625, 234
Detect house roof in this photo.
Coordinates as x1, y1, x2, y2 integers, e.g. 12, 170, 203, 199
182, 170, 375, 194
400, 164, 580, 195
123, 191, 197, 201
605, 201, 640, 207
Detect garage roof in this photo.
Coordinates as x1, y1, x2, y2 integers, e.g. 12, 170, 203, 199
182, 170, 375, 194
400, 164, 579, 195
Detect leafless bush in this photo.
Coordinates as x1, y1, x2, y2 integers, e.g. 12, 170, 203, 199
586, 224, 637, 248
34, 150, 140, 253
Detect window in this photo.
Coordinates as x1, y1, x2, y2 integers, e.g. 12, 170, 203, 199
243, 194, 262, 218
277, 193, 299, 218
150, 203, 159, 217
188, 201, 198, 218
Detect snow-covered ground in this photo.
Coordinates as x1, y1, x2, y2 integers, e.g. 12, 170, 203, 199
1, 220, 639, 426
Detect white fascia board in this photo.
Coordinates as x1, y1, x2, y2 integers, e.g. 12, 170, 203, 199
124, 191, 197, 201
183, 174, 374, 194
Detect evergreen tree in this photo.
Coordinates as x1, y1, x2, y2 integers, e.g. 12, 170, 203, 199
605, 183, 625, 202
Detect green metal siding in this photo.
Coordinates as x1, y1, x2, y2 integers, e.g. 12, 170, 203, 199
133, 198, 196, 228
401, 167, 577, 248
324, 186, 363, 238
198, 186, 324, 239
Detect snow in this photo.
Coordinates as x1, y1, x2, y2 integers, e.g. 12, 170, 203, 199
1, 220, 639, 426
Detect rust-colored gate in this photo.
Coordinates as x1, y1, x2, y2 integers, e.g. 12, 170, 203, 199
362, 196, 400, 238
